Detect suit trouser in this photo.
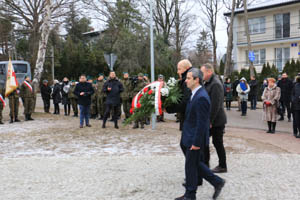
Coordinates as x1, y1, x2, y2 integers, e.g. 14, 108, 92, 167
104, 104, 119, 121
184, 147, 222, 199
0, 103, 3, 122
280, 100, 292, 119
204, 126, 227, 169
293, 110, 300, 136
122, 99, 131, 119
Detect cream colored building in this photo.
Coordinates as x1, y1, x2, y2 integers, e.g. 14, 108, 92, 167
224, 0, 300, 73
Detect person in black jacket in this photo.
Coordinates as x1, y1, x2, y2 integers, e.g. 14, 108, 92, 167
73, 74, 94, 128
41, 80, 52, 113
61, 77, 71, 116
52, 80, 62, 115
102, 71, 124, 129
277, 73, 294, 122
201, 63, 227, 173
249, 76, 258, 110
291, 74, 300, 138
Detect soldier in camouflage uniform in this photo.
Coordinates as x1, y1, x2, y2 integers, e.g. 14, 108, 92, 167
68, 81, 78, 117
133, 73, 147, 129
0, 87, 5, 124
20, 76, 34, 121
88, 79, 98, 119
120, 72, 132, 120
8, 88, 21, 123
96, 74, 105, 120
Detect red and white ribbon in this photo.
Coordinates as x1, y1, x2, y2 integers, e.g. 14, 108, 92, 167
131, 81, 164, 116
24, 81, 33, 92
0, 94, 6, 108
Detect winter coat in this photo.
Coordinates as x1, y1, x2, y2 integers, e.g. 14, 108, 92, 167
61, 82, 70, 105
277, 78, 293, 102
262, 86, 281, 122
291, 82, 300, 110
166, 69, 192, 131
204, 74, 227, 128
52, 83, 62, 104
236, 83, 250, 101
249, 79, 258, 97
224, 83, 233, 101
103, 78, 124, 106
73, 82, 94, 106
41, 84, 51, 100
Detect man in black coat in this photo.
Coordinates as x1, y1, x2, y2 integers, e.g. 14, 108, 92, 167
200, 63, 227, 173
73, 74, 94, 128
249, 76, 258, 110
41, 80, 51, 113
102, 71, 124, 129
277, 73, 294, 122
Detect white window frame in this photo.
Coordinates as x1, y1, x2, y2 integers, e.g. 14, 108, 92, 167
248, 16, 266, 35
245, 49, 266, 65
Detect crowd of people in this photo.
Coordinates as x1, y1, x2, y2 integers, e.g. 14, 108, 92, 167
223, 72, 300, 137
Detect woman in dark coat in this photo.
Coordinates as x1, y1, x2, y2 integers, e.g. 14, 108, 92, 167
224, 78, 233, 110
291, 75, 300, 138
52, 80, 62, 114
61, 77, 71, 116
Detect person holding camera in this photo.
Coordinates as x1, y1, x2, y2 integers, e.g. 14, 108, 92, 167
262, 78, 281, 134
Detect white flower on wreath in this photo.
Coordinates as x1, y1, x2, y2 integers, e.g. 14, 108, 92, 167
161, 87, 169, 97
167, 77, 177, 87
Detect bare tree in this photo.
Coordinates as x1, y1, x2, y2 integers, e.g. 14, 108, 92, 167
243, 0, 255, 77
198, 0, 222, 72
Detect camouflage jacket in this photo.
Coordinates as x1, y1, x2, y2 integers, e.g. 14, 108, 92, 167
96, 80, 105, 98
68, 84, 78, 99
120, 78, 132, 99
20, 81, 34, 98
133, 79, 147, 96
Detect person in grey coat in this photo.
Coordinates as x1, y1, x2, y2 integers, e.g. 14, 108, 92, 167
200, 63, 227, 173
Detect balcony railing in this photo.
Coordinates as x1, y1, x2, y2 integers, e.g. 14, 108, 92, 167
237, 23, 300, 45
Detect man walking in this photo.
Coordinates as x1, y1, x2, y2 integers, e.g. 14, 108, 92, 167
20, 76, 34, 121
74, 74, 94, 128
175, 68, 225, 200
200, 63, 227, 173
102, 71, 124, 129
41, 80, 51, 113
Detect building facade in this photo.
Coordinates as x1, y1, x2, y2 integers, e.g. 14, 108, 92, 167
224, 0, 300, 73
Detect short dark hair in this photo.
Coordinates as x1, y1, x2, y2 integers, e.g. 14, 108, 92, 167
188, 68, 203, 85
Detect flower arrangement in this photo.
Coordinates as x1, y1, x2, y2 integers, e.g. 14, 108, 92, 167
124, 77, 182, 125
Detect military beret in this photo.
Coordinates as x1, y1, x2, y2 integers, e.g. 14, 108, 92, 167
138, 73, 144, 77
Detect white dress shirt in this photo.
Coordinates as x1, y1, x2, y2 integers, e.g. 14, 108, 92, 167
190, 85, 202, 101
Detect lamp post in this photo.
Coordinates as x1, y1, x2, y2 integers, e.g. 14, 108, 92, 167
150, 0, 156, 130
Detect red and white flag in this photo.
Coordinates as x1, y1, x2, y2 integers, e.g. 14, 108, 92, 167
5, 58, 19, 97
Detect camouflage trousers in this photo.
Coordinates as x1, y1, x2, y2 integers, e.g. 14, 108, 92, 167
23, 97, 34, 115
97, 97, 105, 117
91, 101, 98, 116
122, 98, 132, 119
70, 98, 78, 115
9, 97, 19, 118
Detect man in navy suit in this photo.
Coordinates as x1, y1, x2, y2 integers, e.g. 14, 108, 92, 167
175, 68, 225, 200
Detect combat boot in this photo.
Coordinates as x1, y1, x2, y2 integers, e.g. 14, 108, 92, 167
114, 120, 119, 129
140, 122, 144, 129
15, 117, 20, 122
28, 114, 34, 121
133, 122, 139, 129
10, 117, 14, 123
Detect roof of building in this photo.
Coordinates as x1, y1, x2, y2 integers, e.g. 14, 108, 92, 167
224, 0, 300, 16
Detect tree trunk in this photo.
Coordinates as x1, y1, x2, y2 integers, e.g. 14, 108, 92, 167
243, 0, 255, 77
33, 0, 52, 86
175, 0, 181, 65
224, 0, 236, 77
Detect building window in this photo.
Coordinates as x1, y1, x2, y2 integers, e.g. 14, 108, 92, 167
245, 49, 266, 65
275, 47, 290, 72
275, 13, 290, 39
248, 17, 266, 34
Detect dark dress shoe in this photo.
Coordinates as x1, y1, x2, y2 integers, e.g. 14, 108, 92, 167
213, 179, 226, 200
182, 181, 202, 187
86, 124, 92, 127
174, 195, 195, 200
212, 166, 227, 173
80, 125, 83, 128
288, 118, 291, 122
14, 118, 21, 122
